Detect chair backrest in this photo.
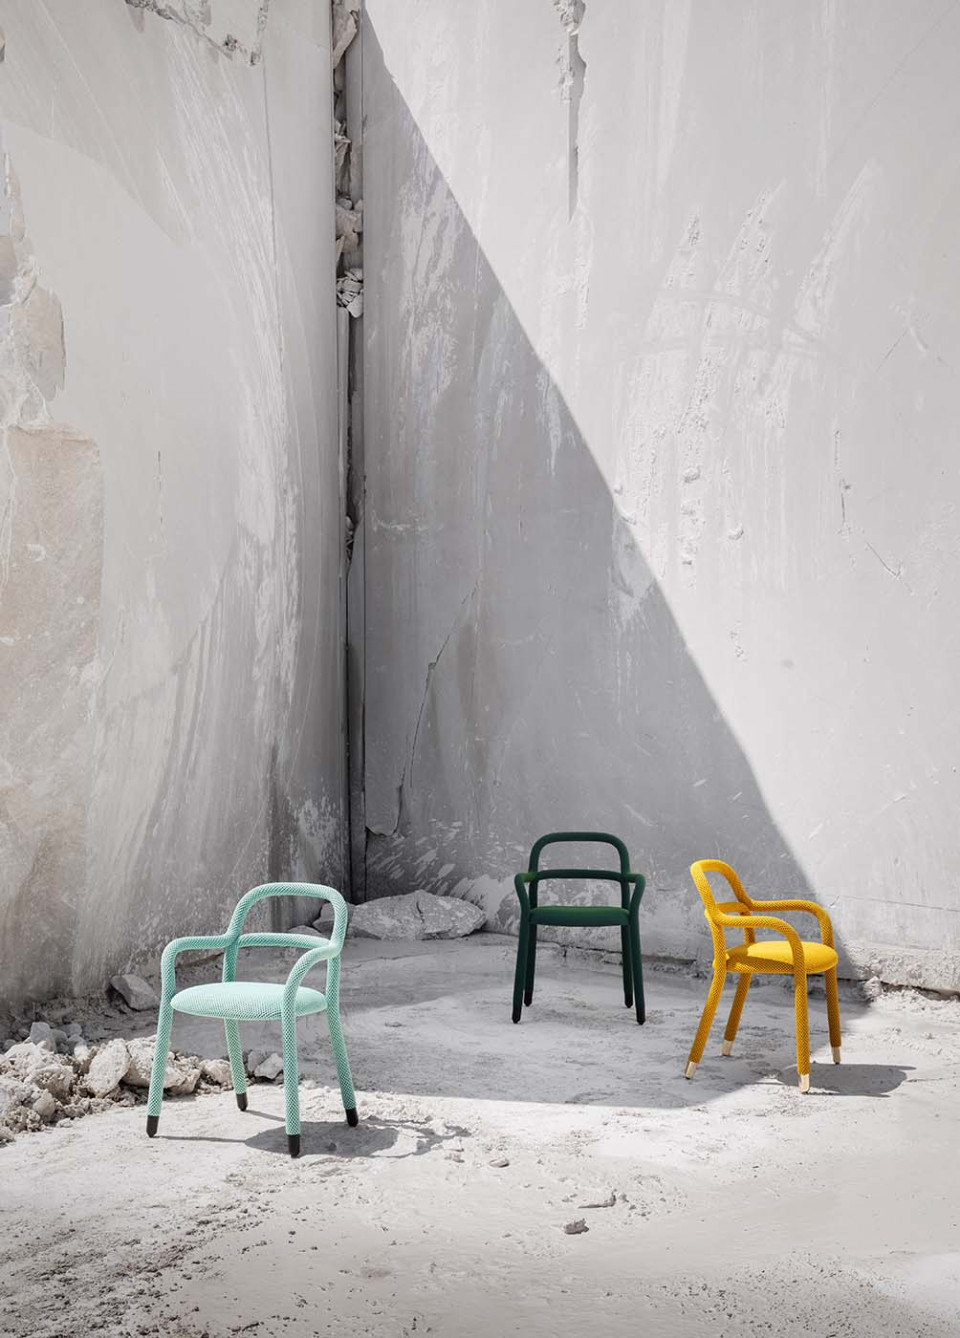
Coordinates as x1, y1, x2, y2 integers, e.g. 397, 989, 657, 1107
689, 859, 756, 949
527, 832, 633, 905
227, 882, 349, 952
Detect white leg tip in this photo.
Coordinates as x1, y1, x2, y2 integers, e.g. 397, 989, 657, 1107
832, 1046, 841, 1064
684, 1062, 697, 1079
799, 1072, 810, 1093
721, 1040, 733, 1057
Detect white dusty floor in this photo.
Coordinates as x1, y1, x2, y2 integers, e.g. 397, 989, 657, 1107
2, 936, 959, 1338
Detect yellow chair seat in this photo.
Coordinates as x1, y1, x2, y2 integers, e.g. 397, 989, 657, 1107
727, 939, 838, 975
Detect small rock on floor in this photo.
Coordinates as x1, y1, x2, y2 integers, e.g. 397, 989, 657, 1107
564, 1219, 589, 1235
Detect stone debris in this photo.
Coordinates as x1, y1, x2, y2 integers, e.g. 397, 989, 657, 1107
564, 1219, 589, 1235
85, 1039, 131, 1096
331, 0, 359, 68
288, 925, 323, 938
336, 267, 363, 319
349, 890, 486, 942
579, 1191, 616, 1209
0, 1023, 238, 1143
253, 1053, 283, 1082
489, 1157, 510, 1169
109, 973, 161, 1011
201, 1058, 233, 1087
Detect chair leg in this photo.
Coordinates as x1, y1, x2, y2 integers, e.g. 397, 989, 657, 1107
721, 973, 752, 1055
825, 967, 842, 1063
523, 922, 538, 1007
620, 925, 633, 1009
281, 1010, 302, 1157
145, 1001, 174, 1136
628, 904, 645, 1025
512, 913, 530, 1023
685, 966, 726, 1077
326, 1003, 359, 1127
224, 1020, 248, 1111
794, 969, 811, 1092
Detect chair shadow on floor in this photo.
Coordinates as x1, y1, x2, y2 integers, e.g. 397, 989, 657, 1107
159, 1111, 473, 1160
795, 1062, 914, 1098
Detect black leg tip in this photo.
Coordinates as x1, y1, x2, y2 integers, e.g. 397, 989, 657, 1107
636, 1012, 646, 1026
236, 1092, 248, 1111
511, 1010, 521, 1024
146, 1115, 159, 1138
523, 992, 533, 1006
288, 1134, 301, 1158
345, 1107, 359, 1127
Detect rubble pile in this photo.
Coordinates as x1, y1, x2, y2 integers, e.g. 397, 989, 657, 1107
0, 1013, 288, 1144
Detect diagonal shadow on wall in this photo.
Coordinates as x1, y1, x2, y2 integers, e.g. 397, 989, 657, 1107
357, 19, 857, 1041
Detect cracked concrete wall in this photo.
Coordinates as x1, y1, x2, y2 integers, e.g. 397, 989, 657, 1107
361, 1, 960, 990
0, 0, 342, 1003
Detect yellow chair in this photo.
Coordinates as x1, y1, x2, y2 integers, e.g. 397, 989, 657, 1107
685, 859, 841, 1092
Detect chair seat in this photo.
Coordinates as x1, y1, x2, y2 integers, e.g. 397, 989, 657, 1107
170, 981, 328, 1021
727, 940, 839, 975
529, 904, 629, 928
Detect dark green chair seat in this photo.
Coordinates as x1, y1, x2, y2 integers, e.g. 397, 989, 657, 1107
530, 905, 631, 928
512, 833, 646, 1025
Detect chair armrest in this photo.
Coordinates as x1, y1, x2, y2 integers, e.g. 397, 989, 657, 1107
714, 912, 805, 967
159, 934, 232, 998
747, 899, 835, 948
282, 944, 342, 1009
238, 933, 335, 954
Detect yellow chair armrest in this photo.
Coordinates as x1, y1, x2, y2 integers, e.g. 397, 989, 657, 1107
747, 899, 835, 948
714, 912, 805, 967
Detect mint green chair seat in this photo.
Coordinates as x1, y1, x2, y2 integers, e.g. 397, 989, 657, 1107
146, 882, 358, 1158
171, 981, 329, 1020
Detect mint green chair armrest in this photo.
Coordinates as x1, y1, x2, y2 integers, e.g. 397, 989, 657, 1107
159, 935, 233, 999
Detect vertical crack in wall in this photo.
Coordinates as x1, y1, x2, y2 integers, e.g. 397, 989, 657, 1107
554, 0, 586, 219
331, 1, 365, 896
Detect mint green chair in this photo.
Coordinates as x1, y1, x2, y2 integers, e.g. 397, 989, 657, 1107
146, 882, 357, 1157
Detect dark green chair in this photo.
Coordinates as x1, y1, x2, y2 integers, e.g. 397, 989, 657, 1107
512, 832, 646, 1026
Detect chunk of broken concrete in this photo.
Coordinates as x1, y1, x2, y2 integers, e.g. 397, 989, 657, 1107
287, 925, 322, 938
245, 1049, 268, 1076
1, 1043, 74, 1101
563, 1219, 589, 1235
0, 1075, 30, 1119
28, 1021, 53, 1046
200, 1058, 233, 1087
253, 1053, 283, 1081
85, 1039, 130, 1097
349, 891, 485, 941
109, 974, 160, 1011
32, 1090, 57, 1123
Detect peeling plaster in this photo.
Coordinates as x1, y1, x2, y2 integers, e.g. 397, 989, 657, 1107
124, 0, 271, 64
553, 0, 586, 218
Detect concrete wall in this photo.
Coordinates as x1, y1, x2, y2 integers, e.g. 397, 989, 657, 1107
361, 1, 960, 990
0, 0, 344, 1003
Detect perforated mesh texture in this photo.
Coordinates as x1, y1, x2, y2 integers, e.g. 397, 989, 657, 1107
146, 883, 357, 1137
171, 982, 328, 1020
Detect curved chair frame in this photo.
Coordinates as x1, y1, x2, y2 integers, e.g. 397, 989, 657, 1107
512, 832, 646, 1025
685, 859, 842, 1092
146, 882, 357, 1157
